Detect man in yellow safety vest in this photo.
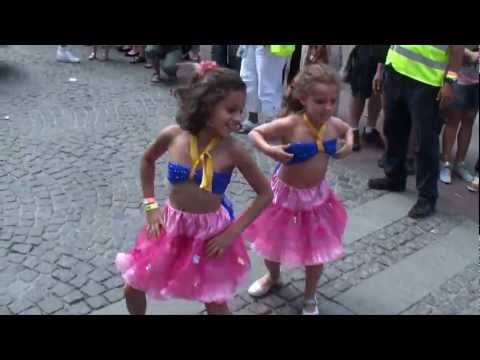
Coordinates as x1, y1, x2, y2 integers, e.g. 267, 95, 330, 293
368, 45, 464, 218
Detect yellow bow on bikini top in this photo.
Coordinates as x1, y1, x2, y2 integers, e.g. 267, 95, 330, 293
189, 135, 220, 192
303, 113, 326, 153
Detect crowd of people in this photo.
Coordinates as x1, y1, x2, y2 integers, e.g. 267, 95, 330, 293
56, 45, 478, 315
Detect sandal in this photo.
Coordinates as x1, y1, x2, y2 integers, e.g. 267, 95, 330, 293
302, 296, 319, 315
130, 56, 146, 64
144, 63, 152, 69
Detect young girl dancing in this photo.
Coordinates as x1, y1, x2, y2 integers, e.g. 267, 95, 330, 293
116, 62, 273, 315
245, 64, 353, 315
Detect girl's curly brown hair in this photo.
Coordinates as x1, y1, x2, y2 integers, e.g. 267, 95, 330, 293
174, 67, 246, 134
280, 63, 341, 117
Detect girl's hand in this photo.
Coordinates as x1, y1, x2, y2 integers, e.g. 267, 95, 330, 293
205, 229, 235, 257
266, 144, 294, 164
333, 142, 353, 159
145, 208, 164, 239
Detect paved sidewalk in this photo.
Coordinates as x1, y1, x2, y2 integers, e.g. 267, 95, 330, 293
0, 45, 478, 315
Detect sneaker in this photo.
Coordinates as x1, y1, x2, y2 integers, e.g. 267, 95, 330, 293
353, 129, 361, 151
408, 198, 435, 219
467, 175, 479, 192
368, 177, 406, 192
439, 162, 452, 184
151, 73, 161, 83
454, 162, 474, 183
56, 46, 80, 63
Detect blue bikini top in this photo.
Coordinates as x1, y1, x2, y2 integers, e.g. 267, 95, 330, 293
166, 135, 235, 220
283, 114, 338, 165
285, 139, 337, 165
167, 161, 232, 195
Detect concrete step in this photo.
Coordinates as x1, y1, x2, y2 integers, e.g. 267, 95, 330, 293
335, 219, 477, 314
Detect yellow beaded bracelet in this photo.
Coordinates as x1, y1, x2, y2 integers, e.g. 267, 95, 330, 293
144, 202, 159, 212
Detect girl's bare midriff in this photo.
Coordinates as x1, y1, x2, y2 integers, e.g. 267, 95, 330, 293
169, 182, 223, 213
277, 152, 329, 189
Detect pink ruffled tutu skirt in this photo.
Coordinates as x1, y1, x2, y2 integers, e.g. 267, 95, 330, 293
116, 201, 250, 304
244, 174, 347, 267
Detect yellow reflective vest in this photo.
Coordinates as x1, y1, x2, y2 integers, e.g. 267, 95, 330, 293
385, 45, 449, 87
270, 45, 296, 57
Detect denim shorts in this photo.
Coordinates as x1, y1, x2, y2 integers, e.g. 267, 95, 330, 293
451, 83, 479, 111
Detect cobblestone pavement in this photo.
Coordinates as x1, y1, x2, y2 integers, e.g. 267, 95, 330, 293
0, 46, 477, 315
225, 214, 476, 315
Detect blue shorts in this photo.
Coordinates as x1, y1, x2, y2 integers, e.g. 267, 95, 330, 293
451, 83, 479, 111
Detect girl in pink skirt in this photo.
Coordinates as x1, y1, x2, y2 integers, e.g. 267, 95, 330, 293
245, 64, 353, 315
116, 62, 273, 315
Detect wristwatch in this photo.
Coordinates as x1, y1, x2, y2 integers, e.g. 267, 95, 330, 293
444, 76, 457, 85
444, 71, 458, 85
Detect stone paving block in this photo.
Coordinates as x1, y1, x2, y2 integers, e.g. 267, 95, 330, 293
82, 280, 106, 297
103, 288, 124, 303
246, 302, 272, 315
261, 294, 286, 309
69, 275, 89, 289
276, 284, 302, 302
8, 298, 35, 314
19, 306, 43, 315
11, 244, 32, 254
35, 262, 56, 274
88, 268, 112, 283
51, 282, 74, 297
64, 290, 84, 305
85, 296, 108, 310
18, 269, 39, 283
38, 296, 64, 314
274, 304, 298, 315
52, 269, 75, 282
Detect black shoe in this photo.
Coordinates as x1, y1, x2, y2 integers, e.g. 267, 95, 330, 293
368, 177, 406, 192
362, 128, 385, 149
408, 198, 435, 219
406, 158, 416, 176
353, 129, 361, 152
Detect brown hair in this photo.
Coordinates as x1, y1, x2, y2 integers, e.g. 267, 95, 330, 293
174, 67, 246, 134
281, 63, 341, 116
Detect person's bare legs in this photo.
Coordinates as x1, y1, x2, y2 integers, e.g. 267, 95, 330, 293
455, 109, 477, 163
304, 264, 324, 312
124, 284, 147, 315
205, 302, 231, 315
442, 108, 462, 164
349, 96, 366, 151
253, 259, 280, 289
